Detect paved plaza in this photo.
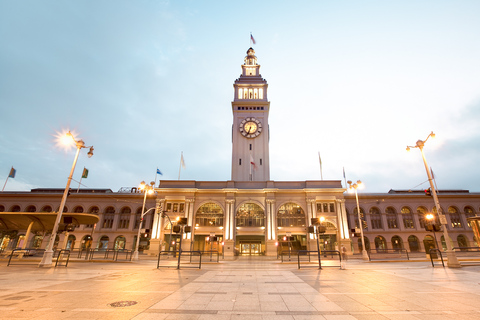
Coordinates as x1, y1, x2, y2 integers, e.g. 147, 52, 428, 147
1, 256, 480, 320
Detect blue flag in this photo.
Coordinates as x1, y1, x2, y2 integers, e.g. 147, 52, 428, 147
8, 167, 16, 178
157, 169, 163, 175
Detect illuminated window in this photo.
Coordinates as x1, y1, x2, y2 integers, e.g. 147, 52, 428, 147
448, 206, 462, 228
259, 88, 263, 99
236, 203, 264, 227
118, 207, 131, 229
401, 206, 414, 229
370, 207, 382, 229
238, 88, 242, 99
277, 203, 305, 227
102, 207, 115, 229
195, 203, 223, 227
386, 207, 398, 229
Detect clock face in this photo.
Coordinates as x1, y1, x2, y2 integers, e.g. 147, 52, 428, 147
240, 117, 262, 138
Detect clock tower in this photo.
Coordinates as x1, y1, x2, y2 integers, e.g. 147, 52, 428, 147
231, 48, 270, 181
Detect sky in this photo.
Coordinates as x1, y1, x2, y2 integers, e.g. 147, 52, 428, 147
1, 0, 480, 194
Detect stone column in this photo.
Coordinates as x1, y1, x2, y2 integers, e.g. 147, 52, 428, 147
145, 199, 164, 256
265, 199, 276, 256
336, 199, 352, 254
224, 199, 235, 258
306, 198, 316, 251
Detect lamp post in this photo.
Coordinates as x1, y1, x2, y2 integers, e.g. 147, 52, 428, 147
161, 212, 173, 253
407, 131, 461, 268
347, 180, 369, 260
39, 131, 94, 267
425, 213, 440, 250
132, 181, 155, 261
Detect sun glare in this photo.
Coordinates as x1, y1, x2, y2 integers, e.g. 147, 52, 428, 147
54, 130, 76, 150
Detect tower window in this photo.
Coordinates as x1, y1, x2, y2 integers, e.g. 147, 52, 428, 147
260, 159, 262, 165
238, 88, 243, 99
249, 144, 252, 150
239, 159, 242, 165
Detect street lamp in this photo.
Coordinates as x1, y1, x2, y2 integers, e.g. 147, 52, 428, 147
132, 181, 155, 261
39, 131, 94, 267
407, 131, 461, 267
347, 180, 369, 260
161, 212, 173, 253
425, 213, 441, 250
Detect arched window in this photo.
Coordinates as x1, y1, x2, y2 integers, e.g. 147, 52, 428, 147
195, 202, 224, 227
385, 207, 398, 229
41, 205, 53, 212
25, 205, 36, 212
277, 203, 305, 227
89, 206, 100, 214
464, 206, 475, 227
73, 206, 84, 213
417, 206, 428, 228
10, 205, 21, 212
448, 206, 462, 228
118, 207, 131, 229
369, 207, 383, 229
408, 235, 420, 252
102, 207, 115, 229
401, 206, 414, 229
135, 207, 143, 229
0, 205, 4, 212
353, 207, 366, 229
236, 203, 264, 227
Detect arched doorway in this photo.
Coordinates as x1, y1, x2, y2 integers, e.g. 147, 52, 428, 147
114, 236, 126, 250
66, 235, 76, 250
194, 202, 224, 254
374, 236, 387, 253
277, 202, 307, 254
408, 235, 420, 252
358, 236, 371, 251
423, 235, 436, 254
82, 235, 92, 249
236, 202, 265, 255
391, 235, 403, 251
457, 235, 469, 250
98, 236, 109, 250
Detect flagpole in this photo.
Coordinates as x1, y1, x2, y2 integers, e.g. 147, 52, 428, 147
2, 166, 13, 192
77, 167, 84, 193
318, 152, 323, 180
343, 167, 347, 189
2, 176, 9, 192
155, 167, 158, 187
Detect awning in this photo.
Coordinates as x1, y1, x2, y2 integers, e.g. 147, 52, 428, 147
0, 212, 100, 232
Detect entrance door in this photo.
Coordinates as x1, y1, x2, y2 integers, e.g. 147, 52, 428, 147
240, 241, 261, 255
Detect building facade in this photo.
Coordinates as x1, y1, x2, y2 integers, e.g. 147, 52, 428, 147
1, 48, 478, 256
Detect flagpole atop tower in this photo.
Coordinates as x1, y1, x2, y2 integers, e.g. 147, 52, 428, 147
250, 33, 256, 46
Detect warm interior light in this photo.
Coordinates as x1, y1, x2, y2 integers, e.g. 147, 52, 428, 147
426, 213, 434, 220
320, 216, 325, 223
